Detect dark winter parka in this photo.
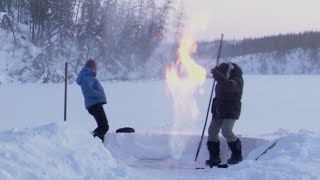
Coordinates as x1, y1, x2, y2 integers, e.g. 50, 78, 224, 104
211, 62, 243, 120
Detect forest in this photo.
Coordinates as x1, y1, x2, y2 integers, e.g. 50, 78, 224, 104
0, 0, 319, 83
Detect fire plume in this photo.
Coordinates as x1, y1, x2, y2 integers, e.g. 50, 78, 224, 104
165, 33, 206, 119
165, 32, 207, 159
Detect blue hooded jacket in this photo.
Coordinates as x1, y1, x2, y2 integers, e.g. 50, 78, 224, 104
76, 67, 107, 109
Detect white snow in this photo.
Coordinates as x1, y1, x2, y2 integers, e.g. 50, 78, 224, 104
0, 75, 320, 179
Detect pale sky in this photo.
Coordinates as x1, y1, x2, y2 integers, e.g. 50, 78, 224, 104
179, 0, 320, 40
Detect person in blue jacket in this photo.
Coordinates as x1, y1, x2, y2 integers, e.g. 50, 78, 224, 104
76, 59, 109, 142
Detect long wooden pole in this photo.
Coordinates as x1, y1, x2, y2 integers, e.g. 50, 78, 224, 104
64, 62, 68, 121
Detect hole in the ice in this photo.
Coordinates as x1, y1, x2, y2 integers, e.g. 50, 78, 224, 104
105, 133, 269, 169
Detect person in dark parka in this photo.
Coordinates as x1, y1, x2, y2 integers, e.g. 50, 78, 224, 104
206, 62, 244, 166
76, 59, 109, 143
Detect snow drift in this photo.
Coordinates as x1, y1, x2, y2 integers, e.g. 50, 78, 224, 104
0, 123, 127, 180
1, 122, 319, 180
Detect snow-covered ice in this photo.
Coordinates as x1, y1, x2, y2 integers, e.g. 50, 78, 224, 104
0, 75, 320, 179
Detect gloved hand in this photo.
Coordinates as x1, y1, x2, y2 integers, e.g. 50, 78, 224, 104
210, 67, 217, 75
211, 67, 226, 82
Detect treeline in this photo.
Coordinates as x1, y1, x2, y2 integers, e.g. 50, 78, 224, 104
1, 0, 320, 82
0, 0, 174, 82
196, 31, 320, 59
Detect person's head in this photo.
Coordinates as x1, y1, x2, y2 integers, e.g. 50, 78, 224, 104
85, 59, 97, 74
217, 62, 242, 79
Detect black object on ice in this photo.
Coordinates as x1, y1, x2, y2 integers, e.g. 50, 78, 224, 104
116, 127, 135, 133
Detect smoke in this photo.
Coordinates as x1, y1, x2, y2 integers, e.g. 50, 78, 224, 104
167, 79, 201, 159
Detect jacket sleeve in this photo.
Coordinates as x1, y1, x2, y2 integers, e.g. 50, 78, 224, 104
81, 77, 105, 98
221, 77, 243, 92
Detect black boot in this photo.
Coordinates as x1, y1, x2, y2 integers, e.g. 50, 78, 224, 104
205, 141, 221, 166
92, 129, 105, 143
227, 138, 243, 164
97, 134, 104, 143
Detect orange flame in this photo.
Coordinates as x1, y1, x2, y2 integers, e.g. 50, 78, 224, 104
165, 33, 206, 119
165, 32, 207, 159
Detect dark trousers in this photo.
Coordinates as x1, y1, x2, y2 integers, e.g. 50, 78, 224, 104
88, 103, 109, 141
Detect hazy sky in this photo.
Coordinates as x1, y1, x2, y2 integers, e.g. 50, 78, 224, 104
179, 0, 320, 40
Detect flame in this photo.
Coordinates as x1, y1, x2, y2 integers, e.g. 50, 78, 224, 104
165, 33, 206, 119
165, 31, 207, 159
165, 6, 209, 158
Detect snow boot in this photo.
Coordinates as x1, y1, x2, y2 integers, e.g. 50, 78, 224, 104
97, 134, 104, 143
92, 129, 105, 143
205, 141, 221, 166
227, 138, 243, 164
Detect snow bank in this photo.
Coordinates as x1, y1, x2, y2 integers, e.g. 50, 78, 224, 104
0, 122, 128, 180
227, 130, 320, 180
1, 123, 319, 180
